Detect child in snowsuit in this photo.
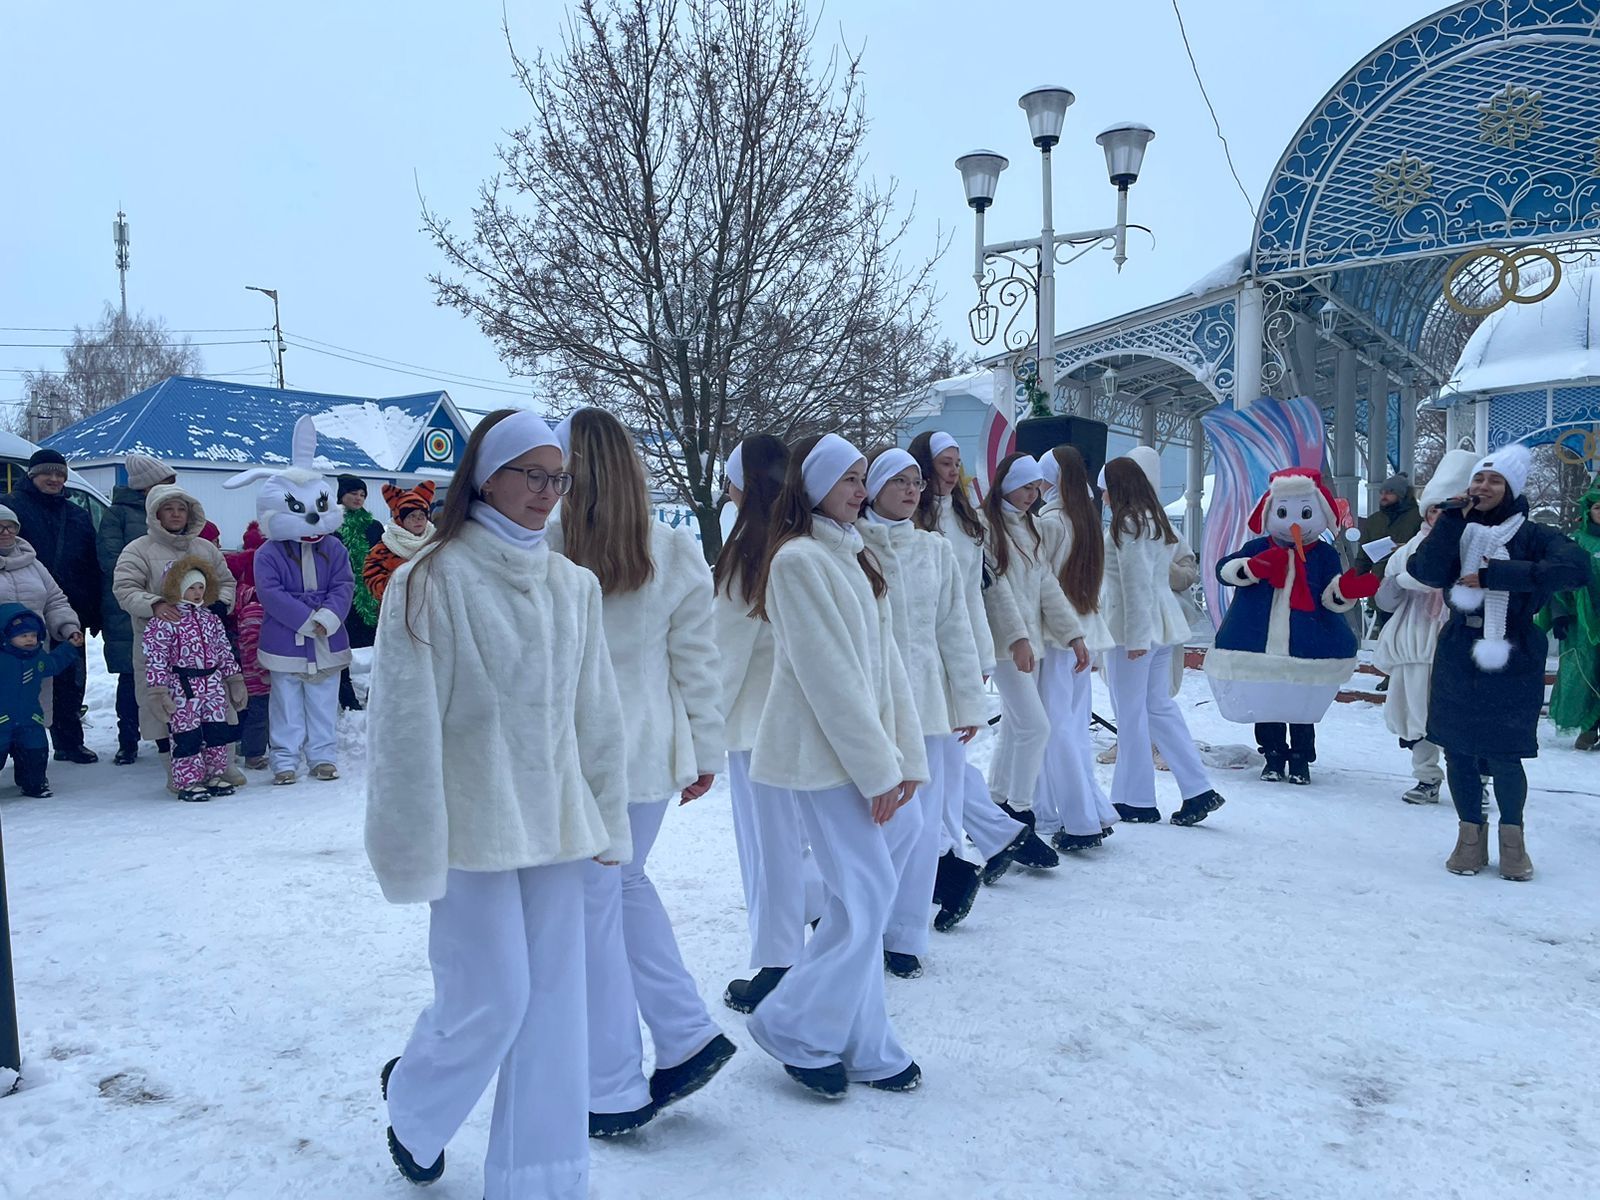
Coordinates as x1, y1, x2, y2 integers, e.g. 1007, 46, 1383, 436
143, 557, 248, 802
0, 604, 81, 797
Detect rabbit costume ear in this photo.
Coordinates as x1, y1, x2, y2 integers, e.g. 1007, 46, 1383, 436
223, 467, 277, 490
291, 416, 318, 472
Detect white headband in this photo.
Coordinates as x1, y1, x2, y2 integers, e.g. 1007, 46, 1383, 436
997, 455, 1044, 494
929, 431, 958, 458
866, 448, 918, 501
552, 411, 579, 459
726, 443, 746, 491
801, 433, 865, 507
473, 410, 561, 490
1038, 452, 1060, 490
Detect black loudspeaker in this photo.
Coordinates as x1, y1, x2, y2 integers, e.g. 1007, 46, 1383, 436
1015, 415, 1110, 482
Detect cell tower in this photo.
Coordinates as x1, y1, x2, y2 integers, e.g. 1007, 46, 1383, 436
113, 210, 130, 319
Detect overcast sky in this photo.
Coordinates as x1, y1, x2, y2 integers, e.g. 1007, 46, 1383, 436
1, 0, 1450, 414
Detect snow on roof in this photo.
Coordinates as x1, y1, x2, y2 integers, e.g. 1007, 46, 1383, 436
1444, 266, 1600, 397
1187, 252, 1250, 297
899, 369, 994, 419
309, 402, 428, 471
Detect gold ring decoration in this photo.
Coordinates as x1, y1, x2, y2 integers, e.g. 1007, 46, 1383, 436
1443, 245, 1561, 317
1553, 427, 1600, 468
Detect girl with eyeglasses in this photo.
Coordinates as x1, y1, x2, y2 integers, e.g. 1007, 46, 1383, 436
1034, 446, 1118, 851
549, 407, 735, 1138
364, 408, 631, 1198
859, 446, 988, 980
745, 433, 927, 1099
979, 452, 1090, 870
715, 435, 825, 1015
907, 431, 1028, 927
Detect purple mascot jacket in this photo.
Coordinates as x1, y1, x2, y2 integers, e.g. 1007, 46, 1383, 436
252, 536, 354, 676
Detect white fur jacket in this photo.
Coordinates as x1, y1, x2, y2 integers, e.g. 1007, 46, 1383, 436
934, 494, 995, 674
1035, 503, 1114, 652
750, 522, 929, 797
364, 521, 631, 904
714, 582, 775, 754
982, 510, 1084, 659
1099, 524, 1192, 652
548, 520, 725, 802
1372, 528, 1447, 671
859, 518, 989, 736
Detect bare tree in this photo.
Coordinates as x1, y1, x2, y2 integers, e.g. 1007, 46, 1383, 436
15, 304, 202, 437
424, 0, 950, 554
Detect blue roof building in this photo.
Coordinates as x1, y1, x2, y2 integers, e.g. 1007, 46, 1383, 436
43, 376, 474, 543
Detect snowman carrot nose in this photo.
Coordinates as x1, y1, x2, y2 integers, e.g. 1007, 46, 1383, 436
1289, 523, 1307, 561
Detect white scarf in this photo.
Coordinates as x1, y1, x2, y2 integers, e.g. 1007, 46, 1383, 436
381, 520, 436, 561
1450, 512, 1525, 671
469, 501, 549, 551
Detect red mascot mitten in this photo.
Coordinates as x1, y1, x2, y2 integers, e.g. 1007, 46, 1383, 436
1246, 543, 1291, 588
1336, 568, 1380, 601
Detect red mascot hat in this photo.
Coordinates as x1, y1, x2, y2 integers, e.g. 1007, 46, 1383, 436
1246, 467, 1341, 536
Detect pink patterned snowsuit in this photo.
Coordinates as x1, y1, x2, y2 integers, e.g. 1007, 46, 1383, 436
143, 603, 241, 788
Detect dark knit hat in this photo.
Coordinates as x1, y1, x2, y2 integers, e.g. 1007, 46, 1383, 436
27, 449, 68, 476
336, 474, 368, 501
1379, 473, 1411, 497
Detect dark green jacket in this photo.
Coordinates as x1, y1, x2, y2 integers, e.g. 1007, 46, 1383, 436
97, 484, 148, 673
1357, 494, 1423, 578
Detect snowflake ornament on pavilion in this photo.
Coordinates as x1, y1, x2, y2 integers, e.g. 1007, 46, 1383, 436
1373, 151, 1433, 217
1477, 84, 1544, 150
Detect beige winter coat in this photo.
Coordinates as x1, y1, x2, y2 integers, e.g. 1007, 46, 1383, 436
547, 520, 724, 802
111, 485, 236, 738
749, 522, 928, 798
0, 537, 82, 726
364, 521, 632, 903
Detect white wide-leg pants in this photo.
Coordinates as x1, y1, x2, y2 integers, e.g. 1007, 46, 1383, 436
883, 736, 944, 958
387, 864, 588, 1200
1036, 648, 1115, 837
728, 750, 823, 970
267, 669, 340, 775
586, 799, 721, 1114
1103, 646, 1211, 809
943, 758, 1025, 860
748, 784, 912, 1082
987, 658, 1051, 810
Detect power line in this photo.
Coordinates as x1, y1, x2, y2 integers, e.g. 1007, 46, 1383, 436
282, 330, 532, 390
1171, 0, 1257, 224
0, 325, 268, 334
0, 338, 266, 349
281, 337, 534, 397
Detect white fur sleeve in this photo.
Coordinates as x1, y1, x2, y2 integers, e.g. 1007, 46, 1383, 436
982, 569, 1028, 658
1218, 556, 1257, 587
363, 567, 452, 904
934, 539, 988, 730
1113, 536, 1158, 652
575, 580, 633, 864
1039, 570, 1084, 648
664, 529, 726, 777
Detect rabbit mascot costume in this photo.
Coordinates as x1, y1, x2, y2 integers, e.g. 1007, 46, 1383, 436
1205, 467, 1379, 784
223, 417, 354, 784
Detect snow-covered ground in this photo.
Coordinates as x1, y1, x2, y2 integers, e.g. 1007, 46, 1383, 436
2, 645, 1598, 1199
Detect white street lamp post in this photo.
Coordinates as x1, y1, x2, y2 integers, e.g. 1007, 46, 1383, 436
957, 90, 1154, 405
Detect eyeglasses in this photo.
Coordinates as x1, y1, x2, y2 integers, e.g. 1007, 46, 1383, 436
885, 475, 927, 492
502, 467, 574, 495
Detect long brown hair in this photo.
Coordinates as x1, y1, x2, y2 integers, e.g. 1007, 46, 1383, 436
712, 434, 789, 603
403, 407, 518, 641
1104, 457, 1179, 548
560, 407, 655, 594
909, 430, 984, 540
750, 434, 886, 619
1048, 445, 1104, 613
980, 452, 1042, 579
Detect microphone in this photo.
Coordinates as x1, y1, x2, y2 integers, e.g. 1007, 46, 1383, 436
1438, 497, 1471, 510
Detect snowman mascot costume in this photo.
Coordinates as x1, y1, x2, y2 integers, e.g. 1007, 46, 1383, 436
223, 416, 354, 784
1205, 467, 1379, 783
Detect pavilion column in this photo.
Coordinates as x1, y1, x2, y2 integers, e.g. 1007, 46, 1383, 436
1333, 346, 1359, 508
1445, 402, 1461, 450
1367, 371, 1390, 510
1399, 378, 1418, 478
1186, 417, 1205, 551
1474, 400, 1490, 453
1235, 282, 1263, 406
1139, 401, 1157, 447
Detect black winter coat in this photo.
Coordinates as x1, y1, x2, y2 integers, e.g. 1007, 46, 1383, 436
2, 477, 102, 636
1408, 497, 1588, 758
96, 484, 149, 674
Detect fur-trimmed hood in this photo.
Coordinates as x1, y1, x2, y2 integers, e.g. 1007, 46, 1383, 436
144, 484, 209, 540
160, 553, 223, 607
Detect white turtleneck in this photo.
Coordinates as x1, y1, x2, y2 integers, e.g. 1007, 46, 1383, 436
468, 501, 549, 551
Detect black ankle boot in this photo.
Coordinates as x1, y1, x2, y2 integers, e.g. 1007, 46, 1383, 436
1170, 789, 1226, 826
723, 966, 788, 1014
1260, 755, 1287, 782
933, 852, 981, 932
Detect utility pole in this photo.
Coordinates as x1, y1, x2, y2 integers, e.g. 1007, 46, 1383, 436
246, 286, 287, 388
2, 806, 21, 1089
113, 210, 131, 401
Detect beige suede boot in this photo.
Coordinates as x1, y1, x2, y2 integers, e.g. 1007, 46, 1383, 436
1445, 821, 1488, 875
1498, 825, 1533, 881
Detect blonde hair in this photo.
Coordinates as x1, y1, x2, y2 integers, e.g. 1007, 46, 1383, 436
560, 408, 656, 594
